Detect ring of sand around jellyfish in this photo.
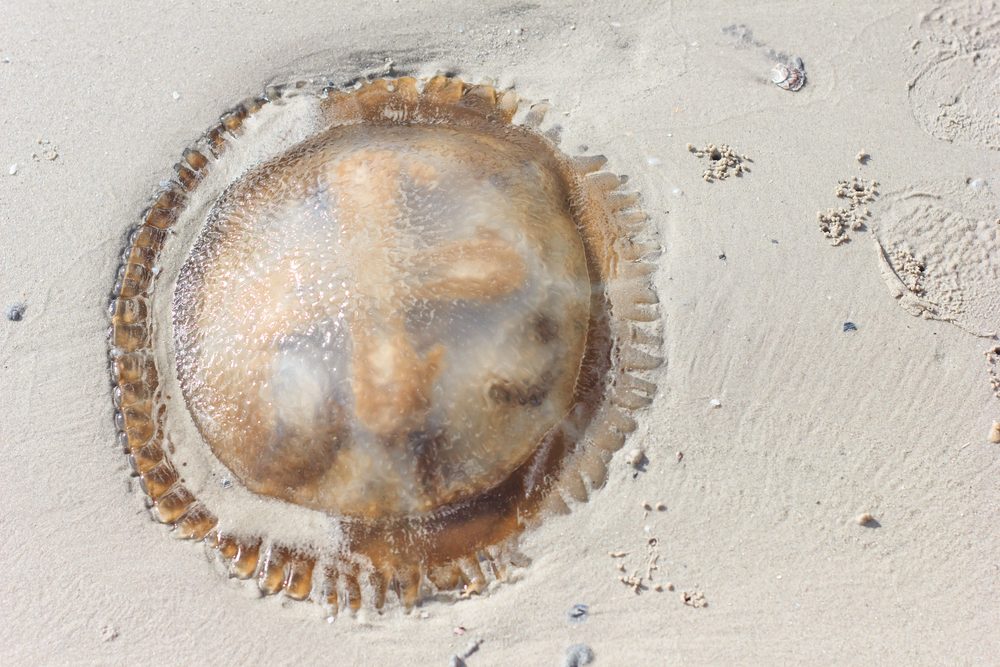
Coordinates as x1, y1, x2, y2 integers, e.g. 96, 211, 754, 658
107, 75, 662, 614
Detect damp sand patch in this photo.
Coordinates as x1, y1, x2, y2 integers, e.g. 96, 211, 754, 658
873, 185, 1000, 337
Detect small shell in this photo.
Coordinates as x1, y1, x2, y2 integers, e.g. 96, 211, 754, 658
771, 57, 806, 92
770, 64, 790, 83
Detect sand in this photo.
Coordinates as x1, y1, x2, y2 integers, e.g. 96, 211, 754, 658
1, 1, 998, 664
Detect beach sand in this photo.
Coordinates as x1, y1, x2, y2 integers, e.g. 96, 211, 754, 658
1, 1, 998, 664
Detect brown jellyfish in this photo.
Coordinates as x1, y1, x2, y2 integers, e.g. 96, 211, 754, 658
108, 75, 662, 614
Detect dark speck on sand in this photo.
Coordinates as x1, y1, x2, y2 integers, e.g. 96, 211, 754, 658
5, 303, 26, 321
564, 644, 595, 667
567, 603, 590, 623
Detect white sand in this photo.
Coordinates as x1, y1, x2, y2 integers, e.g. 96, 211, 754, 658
1, 1, 998, 664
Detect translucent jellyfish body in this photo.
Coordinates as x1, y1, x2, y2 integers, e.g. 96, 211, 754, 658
108, 76, 662, 613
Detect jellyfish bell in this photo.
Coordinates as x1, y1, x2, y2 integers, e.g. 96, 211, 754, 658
108, 75, 661, 613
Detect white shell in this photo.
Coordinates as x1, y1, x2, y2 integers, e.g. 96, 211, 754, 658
771, 58, 806, 91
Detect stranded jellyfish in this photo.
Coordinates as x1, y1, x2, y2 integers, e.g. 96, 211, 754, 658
108, 75, 661, 613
